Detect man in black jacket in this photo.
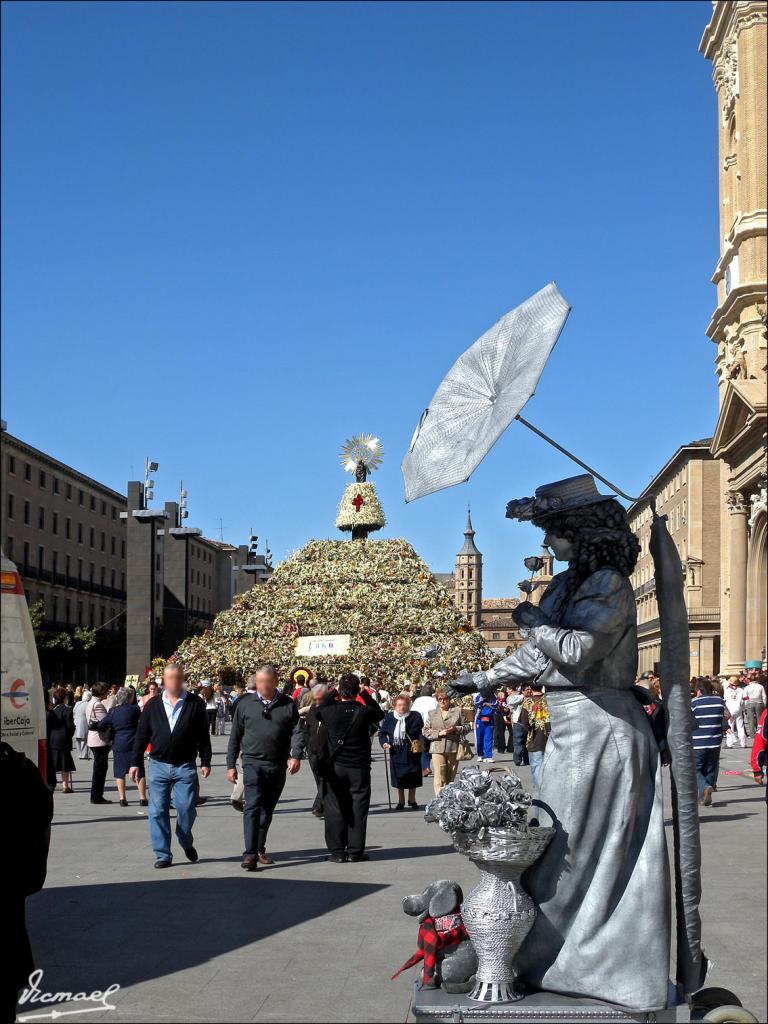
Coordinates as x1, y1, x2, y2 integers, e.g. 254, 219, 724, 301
318, 674, 384, 863
130, 665, 212, 868
304, 684, 337, 818
227, 665, 305, 871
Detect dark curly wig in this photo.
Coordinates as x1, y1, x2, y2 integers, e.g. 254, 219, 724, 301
532, 499, 640, 585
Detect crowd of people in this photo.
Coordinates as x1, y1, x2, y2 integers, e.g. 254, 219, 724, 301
40, 662, 766, 867
632, 667, 767, 806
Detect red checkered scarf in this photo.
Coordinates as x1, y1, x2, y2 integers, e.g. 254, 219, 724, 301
391, 913, 468, 985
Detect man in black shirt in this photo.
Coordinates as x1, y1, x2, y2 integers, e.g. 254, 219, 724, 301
318, 674, 384, 863
227, 665, 305, 871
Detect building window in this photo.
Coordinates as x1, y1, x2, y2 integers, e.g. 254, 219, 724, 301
39, 470, 46, 488
89, 563, 94, 584
52, 596, 58, 623
52, 551, 58, 577
79, 489, 84, 506
53, 476, 59, 494
507, 632, 514, 639
100, 566, 105, 587
89, 604, 95, 628
25, 463, 31, 481
100, 606, 106, 626
121, 573, 125, 591
78, 523, 83, 544
6, 494, 13, 519
52, 511, 58, 534
38, 506, 45, 530
111, 569, 116, 588
65, 517, 71, 539
112, 506, 117, 520
24, 501, 30, 525
89, 527, 95, 548
78, 559, 83, 583
38, 546, 44, 572
121, 540, 125, 559
64, 599, 71, 625
65, 554, 71, 577
6, 537, 13, 559
77, 601, 83, 626
23, 541, 30, 570
8, 454, 15, 474
100, 531, 105, 552
101, 500, 106, 515
90, 495, 96, 511
66, 482, 72, 500
111, 536, 116, 555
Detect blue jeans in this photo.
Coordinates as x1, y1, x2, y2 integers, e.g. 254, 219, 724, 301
529, 750, 544, 787
475, 720, 494, 759
512, 723, 529, 765
694, 747, 720, 801
147, 759, 198, 862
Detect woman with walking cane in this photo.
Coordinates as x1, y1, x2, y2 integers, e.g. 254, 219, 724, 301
379, 693, 424, 810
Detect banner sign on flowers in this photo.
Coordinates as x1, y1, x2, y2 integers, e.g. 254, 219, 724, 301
296, 634, 351, 657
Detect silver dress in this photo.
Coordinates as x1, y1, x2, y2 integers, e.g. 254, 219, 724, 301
478, 568, 670, 1011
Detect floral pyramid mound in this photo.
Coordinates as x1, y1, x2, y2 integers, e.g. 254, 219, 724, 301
176, 538, 493, 687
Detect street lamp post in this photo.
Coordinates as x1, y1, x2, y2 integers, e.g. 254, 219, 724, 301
122, 458, 169, 676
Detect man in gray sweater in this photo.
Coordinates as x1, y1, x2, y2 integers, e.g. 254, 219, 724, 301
226, 665, 305, 871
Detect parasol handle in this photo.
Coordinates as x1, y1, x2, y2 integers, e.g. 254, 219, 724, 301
515, 415, 641, 503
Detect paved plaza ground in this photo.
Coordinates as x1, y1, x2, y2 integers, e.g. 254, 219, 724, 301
19, 737, 766, 1024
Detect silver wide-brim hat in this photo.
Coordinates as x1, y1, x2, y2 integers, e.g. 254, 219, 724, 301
506, 474, 614, 522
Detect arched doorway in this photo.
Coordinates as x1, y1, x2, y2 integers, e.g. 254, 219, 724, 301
746, 512, 767, 665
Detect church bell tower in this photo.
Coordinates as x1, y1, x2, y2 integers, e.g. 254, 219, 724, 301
454, 509, 482, 629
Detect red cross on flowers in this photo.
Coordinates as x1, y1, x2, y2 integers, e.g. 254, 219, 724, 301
352, 493, 365, 511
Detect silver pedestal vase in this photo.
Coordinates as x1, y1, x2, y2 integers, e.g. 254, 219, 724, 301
454, 826, 554, 1003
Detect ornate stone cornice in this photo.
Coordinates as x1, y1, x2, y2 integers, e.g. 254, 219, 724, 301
711, 209, 768, 284
701, 2, 766, 62
734, 4, 768, 35
706, 283, 768, 343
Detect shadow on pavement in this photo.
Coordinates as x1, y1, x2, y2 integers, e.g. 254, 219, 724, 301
23, 875, 386, 1012
697, 813, 760, 823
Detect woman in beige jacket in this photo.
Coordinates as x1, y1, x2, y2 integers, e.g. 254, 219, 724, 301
422, 690, 468, 794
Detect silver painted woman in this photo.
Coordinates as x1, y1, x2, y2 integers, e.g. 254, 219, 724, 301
448, 474, 670, 1011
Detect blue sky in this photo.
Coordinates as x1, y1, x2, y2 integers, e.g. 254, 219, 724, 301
2, 1, 719, 595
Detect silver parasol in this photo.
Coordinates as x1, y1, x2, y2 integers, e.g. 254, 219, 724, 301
401, 283, 571, 503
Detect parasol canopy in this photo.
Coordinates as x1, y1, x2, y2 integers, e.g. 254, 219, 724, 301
401, 282, 570, 502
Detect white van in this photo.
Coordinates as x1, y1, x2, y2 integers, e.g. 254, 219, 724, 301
1, 548, 47, 777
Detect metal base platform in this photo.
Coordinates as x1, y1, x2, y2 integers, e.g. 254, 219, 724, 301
410, 981, 690, 1023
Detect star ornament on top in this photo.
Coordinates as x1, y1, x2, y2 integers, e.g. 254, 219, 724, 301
340, 434, 384, 482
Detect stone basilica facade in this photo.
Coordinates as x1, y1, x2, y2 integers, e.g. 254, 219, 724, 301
700, 1, 767, 673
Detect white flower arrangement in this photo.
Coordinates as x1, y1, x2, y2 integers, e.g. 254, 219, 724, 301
335, 481, 386, 532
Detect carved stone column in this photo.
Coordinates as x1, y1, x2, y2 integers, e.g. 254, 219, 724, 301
726, 491, 750, 672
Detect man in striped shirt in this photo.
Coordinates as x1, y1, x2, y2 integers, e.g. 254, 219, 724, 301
691, 679, 730, 806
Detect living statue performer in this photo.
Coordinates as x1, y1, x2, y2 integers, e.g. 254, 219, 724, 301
447, 474, 670, 1012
